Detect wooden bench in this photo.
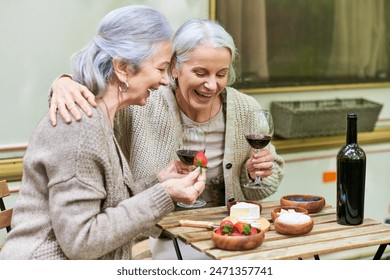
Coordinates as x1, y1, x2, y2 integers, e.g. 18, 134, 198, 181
0, 180, 13, 250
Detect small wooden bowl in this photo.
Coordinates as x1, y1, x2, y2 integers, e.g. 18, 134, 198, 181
274, 215, 314, 235
271, 206, 308, 222
280, 194, 325, 213
211, 228, 265, 251
227, 200, 262, 215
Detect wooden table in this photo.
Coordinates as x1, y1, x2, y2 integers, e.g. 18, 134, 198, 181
156, 200, 390, 260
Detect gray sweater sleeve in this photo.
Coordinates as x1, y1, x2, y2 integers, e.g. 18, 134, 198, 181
49, 178, 173, 259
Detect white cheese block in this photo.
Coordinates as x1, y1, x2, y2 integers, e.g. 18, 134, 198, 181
230, 202, 260, 222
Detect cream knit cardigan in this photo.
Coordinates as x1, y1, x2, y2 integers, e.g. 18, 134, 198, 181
115, 87, 284, 203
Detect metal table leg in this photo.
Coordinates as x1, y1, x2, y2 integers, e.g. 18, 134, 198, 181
373, 244, 388, 260
172, 237, 183, 260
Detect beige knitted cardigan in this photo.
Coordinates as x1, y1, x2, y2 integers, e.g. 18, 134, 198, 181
0, 108, 174, 260
115, 87, 284, 203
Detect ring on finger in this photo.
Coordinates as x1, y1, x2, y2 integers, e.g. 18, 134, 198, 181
67, 104, 75, 110
192, 185, 200, 194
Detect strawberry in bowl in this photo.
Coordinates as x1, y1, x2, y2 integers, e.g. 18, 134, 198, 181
211, 220, 265, 250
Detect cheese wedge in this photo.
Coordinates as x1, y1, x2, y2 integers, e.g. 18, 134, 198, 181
230, 202, 260, 222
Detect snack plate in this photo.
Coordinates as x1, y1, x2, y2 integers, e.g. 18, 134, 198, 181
222, 217, 270, 232
211, 227, 265, 251
280, 194, 325, 213
274, 216, 314, 235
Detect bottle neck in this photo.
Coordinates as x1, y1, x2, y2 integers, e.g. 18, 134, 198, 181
346, 114, 358, 144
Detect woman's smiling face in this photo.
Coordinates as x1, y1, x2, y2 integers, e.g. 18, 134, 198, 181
125, 41, 172, 106
172, 44, 231, 112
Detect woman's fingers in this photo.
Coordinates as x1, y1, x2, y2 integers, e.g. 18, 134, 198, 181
162, 168, 206, 205
49, 78, 96, 126
65, 85, 96, 120
193, 170, 206, 195
82, 86, 97, 107
58, 102, 73, 124
49, 102, 59, 126
75, 85, 97, 117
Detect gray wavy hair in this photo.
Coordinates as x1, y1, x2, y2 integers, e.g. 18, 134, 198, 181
168, 19, 237, 89
72, 5, 173, 96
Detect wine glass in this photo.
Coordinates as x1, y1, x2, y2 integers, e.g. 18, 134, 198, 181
244, 109, 274, 189
176, 124, 207, 208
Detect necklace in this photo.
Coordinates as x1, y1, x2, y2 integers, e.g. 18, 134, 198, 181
203, 104, 214, 144
180, 102, 221, 150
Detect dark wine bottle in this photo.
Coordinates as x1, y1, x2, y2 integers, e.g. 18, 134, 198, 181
337, 113, 366, 225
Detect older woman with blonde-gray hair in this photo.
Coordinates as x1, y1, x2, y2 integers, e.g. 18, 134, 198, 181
168, 18, 237, 89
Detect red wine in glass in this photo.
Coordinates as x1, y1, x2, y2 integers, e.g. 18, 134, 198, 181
244, 109, 274, 190
176, 149, 198, 165
245, 134, 272, 149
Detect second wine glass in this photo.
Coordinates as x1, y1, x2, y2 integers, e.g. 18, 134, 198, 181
176, 124, 207, 208
244, 109, 274, 190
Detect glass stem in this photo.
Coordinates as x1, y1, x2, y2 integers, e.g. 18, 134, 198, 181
254, 149, 262, 186
254, 176, 262, 186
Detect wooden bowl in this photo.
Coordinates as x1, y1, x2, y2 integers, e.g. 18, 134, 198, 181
274, 215, 314, 235
280, 194, 325, 213
271, 206, 308, 222
211, 228, 265, 251
227, 200, 262, 215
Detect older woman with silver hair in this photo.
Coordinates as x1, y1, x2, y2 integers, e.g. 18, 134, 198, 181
0, 6, 206, 260
48, 18, 284, 259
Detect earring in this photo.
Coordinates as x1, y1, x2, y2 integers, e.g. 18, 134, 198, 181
118, 81, 129, 93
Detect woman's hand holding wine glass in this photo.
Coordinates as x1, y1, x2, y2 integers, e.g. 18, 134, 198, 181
246, 149, 274, 181
244, 109, 274, 190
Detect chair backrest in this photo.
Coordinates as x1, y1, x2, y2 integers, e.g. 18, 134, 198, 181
0, 180, 12, 233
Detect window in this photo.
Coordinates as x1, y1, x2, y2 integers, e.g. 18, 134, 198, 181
212, 0, 390, 90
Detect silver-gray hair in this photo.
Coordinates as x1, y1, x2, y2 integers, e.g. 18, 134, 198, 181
169, 19, 237, 89
72, 5, 173, 96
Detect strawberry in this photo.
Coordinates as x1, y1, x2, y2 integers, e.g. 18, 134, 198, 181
194, 150, 208, 173
250, 227, 258, 235
219, 220, 233, 235
233, 221, 252, 236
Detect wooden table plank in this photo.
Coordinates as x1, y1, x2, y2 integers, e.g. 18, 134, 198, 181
312, 213, 337, 224
157, 206, 227, 228
179, 231, 214, 243
164, 206, 226, 217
